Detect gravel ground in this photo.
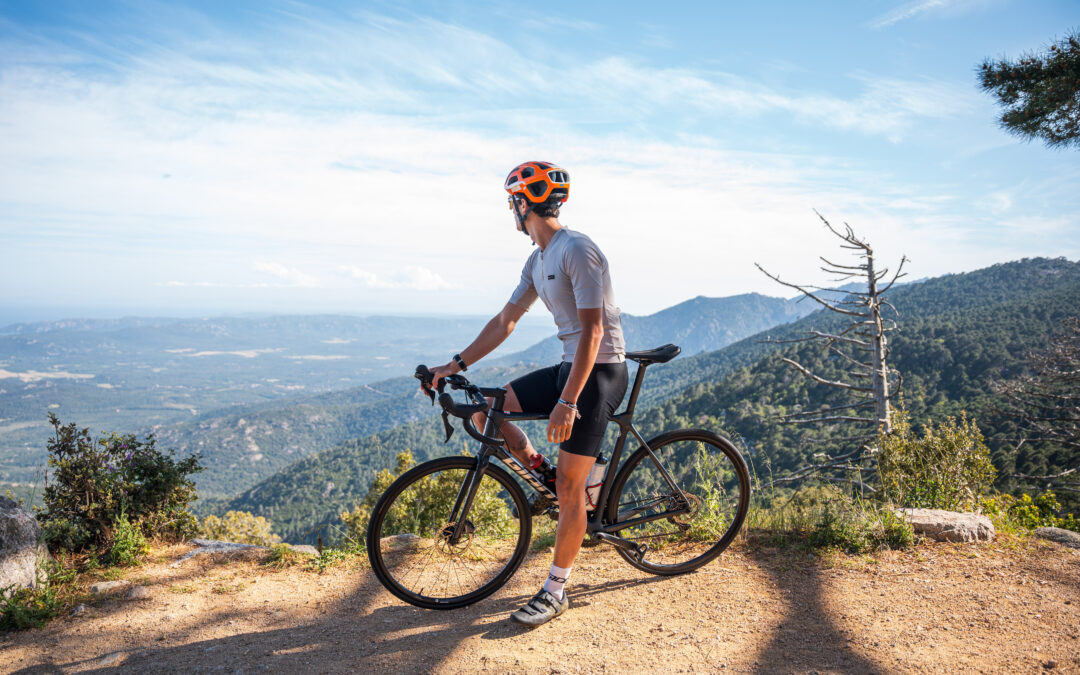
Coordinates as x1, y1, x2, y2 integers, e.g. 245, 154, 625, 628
2, 537, 1078, 674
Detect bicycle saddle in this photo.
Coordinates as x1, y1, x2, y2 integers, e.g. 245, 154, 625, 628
625, 343, 681, 365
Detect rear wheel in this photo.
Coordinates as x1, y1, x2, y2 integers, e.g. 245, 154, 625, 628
366, 456, 531, 609
607, 429, 750, 575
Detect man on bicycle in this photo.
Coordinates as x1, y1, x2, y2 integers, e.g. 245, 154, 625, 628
430, 161, 628, 626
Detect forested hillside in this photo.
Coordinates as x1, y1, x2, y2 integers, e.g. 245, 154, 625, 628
162, 293, 811, 500
221, 258, 1079, 543
639, 257, 1080, 491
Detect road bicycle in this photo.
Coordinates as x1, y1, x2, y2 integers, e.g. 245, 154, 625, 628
365, 344, 751, 610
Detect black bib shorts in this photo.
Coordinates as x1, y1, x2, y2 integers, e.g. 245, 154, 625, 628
509, 361, 629, 458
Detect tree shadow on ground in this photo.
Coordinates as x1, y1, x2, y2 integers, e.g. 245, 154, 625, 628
7, 553, 666, 674
747, 546, 884, 674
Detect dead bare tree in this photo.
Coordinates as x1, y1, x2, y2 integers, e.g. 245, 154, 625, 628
994, 317, 1080, 495
756, 211, 907, 485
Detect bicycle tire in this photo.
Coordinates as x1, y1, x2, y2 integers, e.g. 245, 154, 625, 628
607, 428, 751, 575
366, 456, 532, 609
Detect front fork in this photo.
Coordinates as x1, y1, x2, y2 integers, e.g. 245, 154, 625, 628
446, 453, 490, 545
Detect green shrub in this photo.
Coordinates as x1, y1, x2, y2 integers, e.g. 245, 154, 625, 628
107, 513, 150, 566
39, 414, 202, 553
0, 561, 77, 632
341, 449, 515, 546
751, 486, 914, 553
264, 543, 303, 569
199, 511, 281, 546
981, 491, 1080, 533
877, 409, 996, 510
341, 451, 415, 545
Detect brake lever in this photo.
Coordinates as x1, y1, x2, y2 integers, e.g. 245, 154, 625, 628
441, 410, 455, 443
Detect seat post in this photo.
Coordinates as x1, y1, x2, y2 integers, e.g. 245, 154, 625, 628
621, 361, 649, 416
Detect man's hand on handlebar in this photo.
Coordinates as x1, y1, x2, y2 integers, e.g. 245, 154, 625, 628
428, 362, 461, 393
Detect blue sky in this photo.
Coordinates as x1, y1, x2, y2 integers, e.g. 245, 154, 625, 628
1, 0, 1077, 323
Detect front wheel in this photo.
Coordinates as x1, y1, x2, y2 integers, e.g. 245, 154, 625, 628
607, 429, 751, 575
366, 456, 532, 609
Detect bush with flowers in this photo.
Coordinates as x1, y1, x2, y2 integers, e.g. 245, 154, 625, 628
38, 414, 202, 554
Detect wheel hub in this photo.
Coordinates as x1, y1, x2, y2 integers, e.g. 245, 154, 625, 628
436, 520, 475, 554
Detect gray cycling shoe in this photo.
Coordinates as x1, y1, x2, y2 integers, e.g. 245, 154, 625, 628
509, 588, 569, 626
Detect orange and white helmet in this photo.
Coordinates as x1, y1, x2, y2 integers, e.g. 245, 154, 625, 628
504, 161, 570, 204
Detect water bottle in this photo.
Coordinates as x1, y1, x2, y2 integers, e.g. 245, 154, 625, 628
585, 455, 607, 511
529, 453, 558, 494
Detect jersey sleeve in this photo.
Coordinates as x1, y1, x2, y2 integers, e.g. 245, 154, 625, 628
566, 238, 606, 309
508, 255, 538, 310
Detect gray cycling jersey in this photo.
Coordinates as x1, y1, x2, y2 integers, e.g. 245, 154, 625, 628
508, 227, 626, 363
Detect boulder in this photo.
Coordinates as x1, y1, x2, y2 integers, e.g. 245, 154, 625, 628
0, 495, 50, 596
1033, 527, 1080, 550
897, 508, 996, 542
287, 544, 319, 556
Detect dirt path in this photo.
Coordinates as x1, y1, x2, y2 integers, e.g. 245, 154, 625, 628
2, 537, 1078, 674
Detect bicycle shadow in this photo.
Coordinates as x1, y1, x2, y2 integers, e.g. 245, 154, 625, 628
746, 546, 884, 674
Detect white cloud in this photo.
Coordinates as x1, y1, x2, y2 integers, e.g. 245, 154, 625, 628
252, 261, 320, 288
341, 265, 456, 291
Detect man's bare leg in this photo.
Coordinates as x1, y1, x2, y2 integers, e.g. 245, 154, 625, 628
470, 384, 538, 466
551, 450, 594, 569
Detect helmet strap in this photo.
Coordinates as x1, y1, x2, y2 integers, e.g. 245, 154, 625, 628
513, 197, 536, 237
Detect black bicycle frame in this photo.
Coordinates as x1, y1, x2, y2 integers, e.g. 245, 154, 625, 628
444, 362, 691, 551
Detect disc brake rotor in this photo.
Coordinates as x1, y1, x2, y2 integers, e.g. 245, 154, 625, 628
435, 520, 476, 555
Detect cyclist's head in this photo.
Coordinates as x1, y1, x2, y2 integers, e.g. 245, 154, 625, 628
504, 161, 569, 234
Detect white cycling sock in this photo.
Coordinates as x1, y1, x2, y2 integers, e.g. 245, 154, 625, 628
542, 564, 572, 600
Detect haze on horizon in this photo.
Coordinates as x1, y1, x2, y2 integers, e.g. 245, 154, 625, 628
2, 1, 1078, 325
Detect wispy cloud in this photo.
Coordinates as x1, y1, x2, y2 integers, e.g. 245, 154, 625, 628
868, 0, 994, 29
340, 265, 456, 291
252, 261, 320, 288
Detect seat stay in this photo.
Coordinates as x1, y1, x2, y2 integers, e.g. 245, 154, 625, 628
628, 423, 692, 505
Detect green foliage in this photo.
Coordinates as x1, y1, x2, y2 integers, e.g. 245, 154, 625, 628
340, 450, 416, 544
978, 32, 1080, 148
0, 560, 78, 632
877, 409, 996, 510
199, 511, 281, 546
751, 486, 914, 553
981, 491, 1080, 533
264, 543, 304, 569
342, 450, 515, 544
107, 512, 150, 566
39, 414, 202, 554
306, 547, 351, 573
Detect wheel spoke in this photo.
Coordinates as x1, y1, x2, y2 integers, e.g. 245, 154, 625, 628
369, 458, 530, 608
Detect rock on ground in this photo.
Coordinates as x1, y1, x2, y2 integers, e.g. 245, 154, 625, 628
169, 539, 268, 567
898, 508, 996, 542
0, 495, 50, 596
1034, 527, 1080, 549
90, 580, 130, 595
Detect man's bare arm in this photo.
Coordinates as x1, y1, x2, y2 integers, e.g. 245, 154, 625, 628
431, 302, 527, 388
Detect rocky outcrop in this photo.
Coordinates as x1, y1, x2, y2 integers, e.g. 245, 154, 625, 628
0, 496, 50, 596
169, 538, 266, 567
897, 508, 996, 542
1033, 527, 1080, 549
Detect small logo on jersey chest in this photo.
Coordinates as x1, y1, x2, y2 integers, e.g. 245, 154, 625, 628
546, 274, 555, 280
